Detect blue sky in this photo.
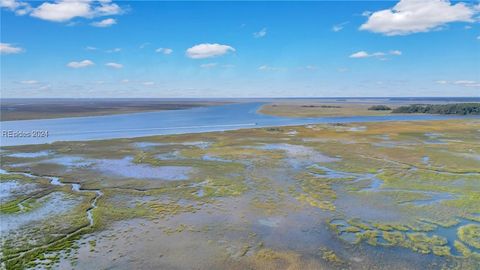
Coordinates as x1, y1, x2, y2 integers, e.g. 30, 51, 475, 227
1, 0, 479, 98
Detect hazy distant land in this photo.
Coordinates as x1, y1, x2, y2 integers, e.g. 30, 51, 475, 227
0, 99, 227, 121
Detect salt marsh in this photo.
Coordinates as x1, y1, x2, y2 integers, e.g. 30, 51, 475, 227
1, 119, 479, 269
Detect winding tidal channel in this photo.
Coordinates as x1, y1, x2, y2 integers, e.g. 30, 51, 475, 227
0, 169, 102, 264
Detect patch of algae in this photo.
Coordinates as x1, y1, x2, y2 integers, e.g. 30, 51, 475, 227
249, 248, 322, 270
293, 172, 336, 211
319, 247, 343, 265
328, 218, 457, 257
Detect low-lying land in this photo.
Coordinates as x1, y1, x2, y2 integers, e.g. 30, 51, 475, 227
1, 119, 479, 269
260, 102, 395, 117
0, 99, 226, 121
261, 101, 480, 118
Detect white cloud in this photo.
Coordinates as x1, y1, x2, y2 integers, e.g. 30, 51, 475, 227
121, 79, 129, 83
332, 21, 349, 32
454, 80, 476, 85
349, 51, 369, 58
258, 65, 284, 71
67, 59, 94, 68
37, 84, 51, 90
1, 0, 31, 14
156, 47, 173, 55
106, 48, 121, 53
31, 1, 91, 22
1, 0, 21, 9
186, 43, 235, 59
143, 81, 155, 86
361, 11, 372, 17
95, 1, 121, 15
436, 80, 480, 87
253, 27, 267, 38
349, 50, 402, 59
0, 43, 23, 54
105, 62, 123, 69
200, 63, 217, 68
85, 46, 98, 51
20, 80, 38, 84
91, 18, 116, 27
390, 50, 402, 55
29, 0, 123, 23
360, 0, 477, 36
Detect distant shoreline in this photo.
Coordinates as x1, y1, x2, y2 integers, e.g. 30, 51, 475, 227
2, 97, 480, 121
0, 100, 229, 121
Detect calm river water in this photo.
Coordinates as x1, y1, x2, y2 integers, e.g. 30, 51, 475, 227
1, 102, 478, 146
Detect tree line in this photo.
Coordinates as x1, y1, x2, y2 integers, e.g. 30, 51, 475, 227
391, 103, 480, 115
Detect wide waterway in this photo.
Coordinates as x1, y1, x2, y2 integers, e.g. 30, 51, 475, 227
1, 102, 479, 146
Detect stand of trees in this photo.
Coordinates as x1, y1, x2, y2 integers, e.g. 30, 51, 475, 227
368, 105, 392, 111
392, 103, 480, 115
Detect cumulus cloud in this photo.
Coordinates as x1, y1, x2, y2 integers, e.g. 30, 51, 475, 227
91, 18, 116, 27
360, 0, 477, 36
95, 0, 121, 15
253, 27, 267, 38
186, 43, 235, 59
332, 21, 349, 32
31, 0, 91, 22
0, 43, 23, 54
156, 47, 173, 55
0, 0, 31, 14
67, 59, 94, 68
1, 0, 21, 9
2, 0, 124, 23
105, 62, 123, 69
349, 50, 402, 59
